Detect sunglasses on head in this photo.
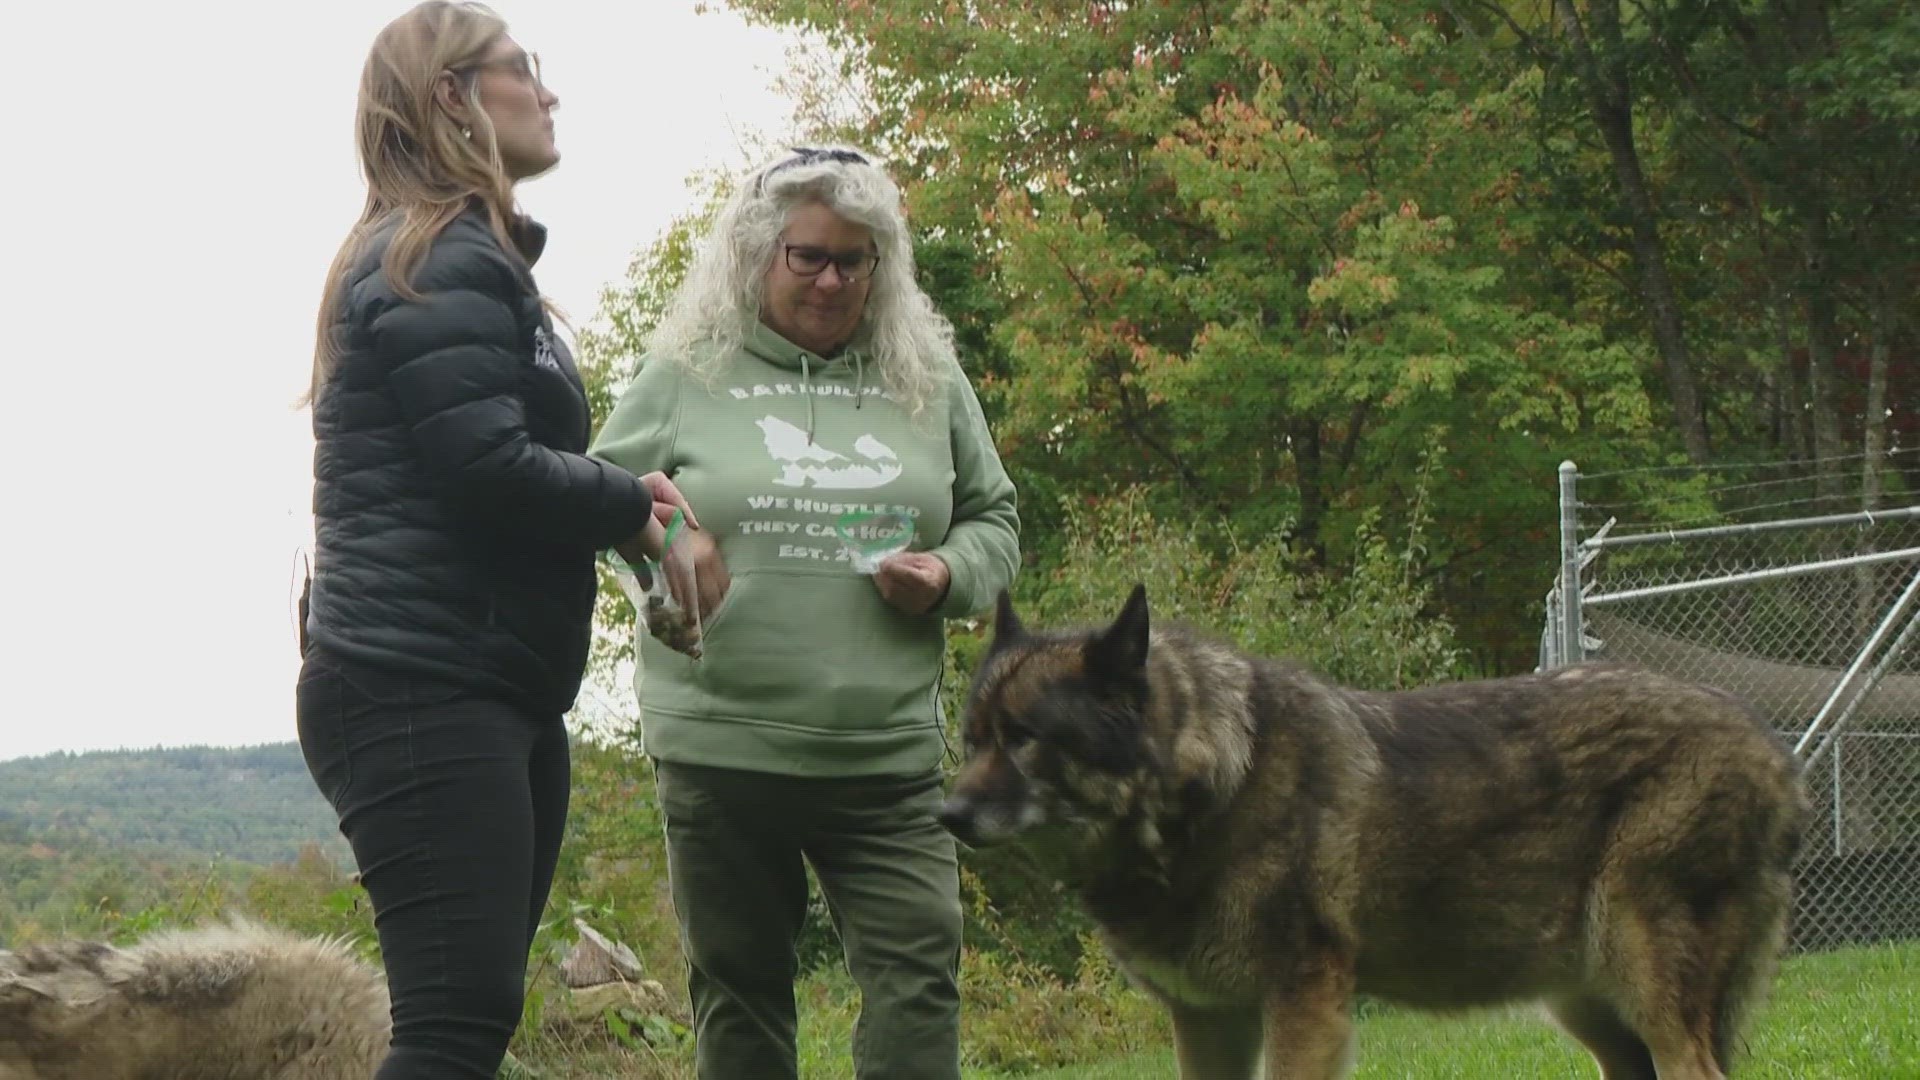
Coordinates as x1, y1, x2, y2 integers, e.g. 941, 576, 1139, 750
757, 147, 870, 192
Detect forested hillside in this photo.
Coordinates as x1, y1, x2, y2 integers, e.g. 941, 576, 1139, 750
0, 743, 344, 868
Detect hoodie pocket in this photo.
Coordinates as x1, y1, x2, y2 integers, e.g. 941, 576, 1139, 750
689, 566, 944, 732
694, 572, 748, 641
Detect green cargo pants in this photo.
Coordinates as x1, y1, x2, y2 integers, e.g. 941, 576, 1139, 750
653, 759, 964, 1080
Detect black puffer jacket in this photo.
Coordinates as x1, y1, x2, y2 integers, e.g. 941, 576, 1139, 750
304, 205, 652, 715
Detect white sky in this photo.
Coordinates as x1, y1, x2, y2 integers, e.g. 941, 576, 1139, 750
2, 1, 803, 762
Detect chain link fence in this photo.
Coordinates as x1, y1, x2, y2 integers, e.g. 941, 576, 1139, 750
1542, 455, 1920, 954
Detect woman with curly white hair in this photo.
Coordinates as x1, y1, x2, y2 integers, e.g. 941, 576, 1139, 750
591, 146, 1020, 1079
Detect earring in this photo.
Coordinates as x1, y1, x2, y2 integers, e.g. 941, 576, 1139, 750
461, 125, 472, 139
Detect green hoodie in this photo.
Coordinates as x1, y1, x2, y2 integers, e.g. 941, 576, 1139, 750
588, 322, 1020, 777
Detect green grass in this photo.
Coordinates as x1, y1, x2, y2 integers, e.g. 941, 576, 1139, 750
512, 939, 1917, 1078
1012, 940, 1920, 1080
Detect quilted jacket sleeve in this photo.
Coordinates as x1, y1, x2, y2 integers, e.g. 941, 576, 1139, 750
369, 234, 652, 551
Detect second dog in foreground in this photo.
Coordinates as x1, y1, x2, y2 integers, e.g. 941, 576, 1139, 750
0, 920, 389, 1080
939, 586, 1810, 1080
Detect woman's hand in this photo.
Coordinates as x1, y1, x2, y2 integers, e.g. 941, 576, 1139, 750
616, 489, 726, 616
639, 471, 699, 531
636, 501, 730, 617
675, 525, 731, 618
873, 552, 951, 616
615, 515, 669, 566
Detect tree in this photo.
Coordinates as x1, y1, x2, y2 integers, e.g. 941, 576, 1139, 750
724, 0, 1664, 669
1450, 0, 1919, 484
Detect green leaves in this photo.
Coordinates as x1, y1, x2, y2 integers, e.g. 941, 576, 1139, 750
645, 0, 1916, 672
701, 0, 1675, 667
1021, 481, 1465, 692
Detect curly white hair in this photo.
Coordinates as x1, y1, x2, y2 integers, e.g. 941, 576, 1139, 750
646, 145, 956, 414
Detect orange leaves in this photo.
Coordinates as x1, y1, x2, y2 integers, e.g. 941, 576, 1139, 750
1337, 190, 1388, 233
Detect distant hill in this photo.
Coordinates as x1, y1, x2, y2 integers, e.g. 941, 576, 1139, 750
0, 743, 347, 867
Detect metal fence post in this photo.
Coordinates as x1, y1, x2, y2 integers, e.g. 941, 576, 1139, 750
1795, 564, 1920, 760
1832, 736, 1844, 858
1557, 461, 1584, 666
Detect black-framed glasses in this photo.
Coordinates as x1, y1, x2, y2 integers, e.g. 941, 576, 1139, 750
757, 146, 870, 191
782, 244, 880, 283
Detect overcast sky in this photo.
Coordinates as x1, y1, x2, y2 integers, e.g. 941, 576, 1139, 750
2, 1, 802, 762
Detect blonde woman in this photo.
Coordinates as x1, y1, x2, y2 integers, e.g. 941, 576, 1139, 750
591, 146, 1021, 1080
296, 4, 690, 1076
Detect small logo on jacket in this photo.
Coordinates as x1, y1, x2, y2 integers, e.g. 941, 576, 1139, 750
532, 327, 562, 372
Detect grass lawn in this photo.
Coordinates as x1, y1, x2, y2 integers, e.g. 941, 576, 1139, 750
1002, 940, 1919, 1080
516, 939, 1916, 1078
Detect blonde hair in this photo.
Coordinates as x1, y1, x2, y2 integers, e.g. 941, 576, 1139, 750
647, 146, 955, 415
306, 1, 523, 404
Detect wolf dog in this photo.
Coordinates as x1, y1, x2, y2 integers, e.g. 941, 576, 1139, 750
0, 919, 389, 1079
938, 587, 1809, 1080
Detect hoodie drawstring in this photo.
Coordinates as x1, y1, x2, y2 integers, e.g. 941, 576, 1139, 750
801, 352, 816, 444
801, 350, 864, 444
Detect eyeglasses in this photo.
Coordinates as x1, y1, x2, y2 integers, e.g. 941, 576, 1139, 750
757, 146, 870, 192
782, 244, 880, 283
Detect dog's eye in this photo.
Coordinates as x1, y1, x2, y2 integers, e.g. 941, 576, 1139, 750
1000, 721, 1034, 747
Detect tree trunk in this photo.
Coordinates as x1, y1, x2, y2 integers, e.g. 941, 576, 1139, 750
1797, 199, 1847, 497
1289, 416, 1327, 563
1861, 295, 1892, 512
1554, 0, 1711, 464
1769, 299, 1814, 462
1854, 295, 1894, 636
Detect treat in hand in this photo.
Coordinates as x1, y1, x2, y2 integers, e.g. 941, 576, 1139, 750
609, 508, 705, 659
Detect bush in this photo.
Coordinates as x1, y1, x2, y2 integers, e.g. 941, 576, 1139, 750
242, 842, 376, 961
1018, 485, 1463, 692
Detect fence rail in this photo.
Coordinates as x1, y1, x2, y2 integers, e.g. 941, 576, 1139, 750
1542, 460, 1920, 953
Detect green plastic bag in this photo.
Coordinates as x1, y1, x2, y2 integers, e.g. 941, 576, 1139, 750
834, 509, 916, 574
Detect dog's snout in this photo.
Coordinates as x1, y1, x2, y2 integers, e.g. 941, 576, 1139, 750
937, 798, 979, 846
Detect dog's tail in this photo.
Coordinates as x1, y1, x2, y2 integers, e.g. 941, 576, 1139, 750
1712, 787, 1807, 1073
1711, 869, 1793, 1073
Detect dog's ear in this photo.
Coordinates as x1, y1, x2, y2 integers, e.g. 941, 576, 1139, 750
1086, 583, 1150, 681
989, 588, 1024, 651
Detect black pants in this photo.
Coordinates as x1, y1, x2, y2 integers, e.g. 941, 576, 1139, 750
296, 647, 570, 1079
